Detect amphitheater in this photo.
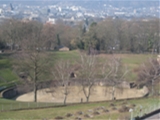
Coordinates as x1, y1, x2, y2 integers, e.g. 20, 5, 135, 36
16, 86, 148, 103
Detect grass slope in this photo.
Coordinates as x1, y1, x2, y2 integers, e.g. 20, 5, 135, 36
0, 50, 79, 87
0, 97, 159, 119
0, 54, 18, 87
0, 98, 62, 111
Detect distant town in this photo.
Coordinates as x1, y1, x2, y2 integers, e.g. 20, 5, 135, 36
0, 1, 159, 24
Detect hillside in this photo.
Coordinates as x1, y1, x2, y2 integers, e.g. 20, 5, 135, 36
0, 51, 157, 87
0, 53, 18, 87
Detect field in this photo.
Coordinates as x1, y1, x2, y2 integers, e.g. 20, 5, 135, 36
0, 97, 159, 119
0, 51, 159, 119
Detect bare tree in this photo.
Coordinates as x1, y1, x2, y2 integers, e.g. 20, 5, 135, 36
13, 21, 52, 102
101, 56, 128, 100
52, 60, 74, 105
42, 23, 56, 50
14, 51, 50, 102
137, 58, 160, 95
0, 19, 24, 51
54, 20, 78, 49
78, 53, 98, 102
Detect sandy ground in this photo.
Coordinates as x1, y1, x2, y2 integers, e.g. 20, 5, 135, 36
16, 86, 148, 103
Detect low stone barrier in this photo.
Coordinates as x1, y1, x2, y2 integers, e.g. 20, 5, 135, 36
1, 86, 18, 99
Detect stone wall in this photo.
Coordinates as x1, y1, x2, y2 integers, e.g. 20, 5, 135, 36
1, 87, 18, 99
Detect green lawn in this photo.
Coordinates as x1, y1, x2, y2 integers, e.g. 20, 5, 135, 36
53, 50, 80, 59
0, 97, 159, 119
0, 54, 18, 87
0, 98, 62, 111
98, 53, 156, 81
118, 54, 157, 81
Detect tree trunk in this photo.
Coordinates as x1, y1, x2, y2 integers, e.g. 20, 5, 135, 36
86, 96, 89, 102
34, 83, 37, 102
112, 86, 115, 100
64, 94, 67, 105
151, 79, 154, 95
11, 43, 13, 51
34, 63, 38, 102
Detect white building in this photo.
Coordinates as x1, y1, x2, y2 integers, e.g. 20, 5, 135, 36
0, 9, 3, 14
47, 18, 55, 24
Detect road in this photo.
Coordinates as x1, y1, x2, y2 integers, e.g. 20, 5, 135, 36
145, 112, 160, 120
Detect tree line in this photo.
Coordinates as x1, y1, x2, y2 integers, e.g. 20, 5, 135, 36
0, 18, 159, 53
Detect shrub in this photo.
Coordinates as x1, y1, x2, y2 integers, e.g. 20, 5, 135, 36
121, 101, 128, 105
76, 111, 83, 115
111, 107, 117, 110
84, 114, 92, 118
66, 113, 73, 117
103, 109, 109, 113
110, 103, 115, 107
118, 105, 129, 112
93, 111, 100, 115
55, 116, 64, 120
130, 104, 136, 108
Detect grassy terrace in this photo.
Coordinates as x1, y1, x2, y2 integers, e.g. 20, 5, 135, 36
0, 97, 159, 119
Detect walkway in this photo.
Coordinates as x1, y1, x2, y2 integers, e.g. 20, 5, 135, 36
145, 112, 160, 120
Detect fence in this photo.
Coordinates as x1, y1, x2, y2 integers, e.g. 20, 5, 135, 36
0, 98, 159, 120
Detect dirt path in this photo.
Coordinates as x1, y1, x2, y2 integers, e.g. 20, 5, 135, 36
16, 86, 148, 103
